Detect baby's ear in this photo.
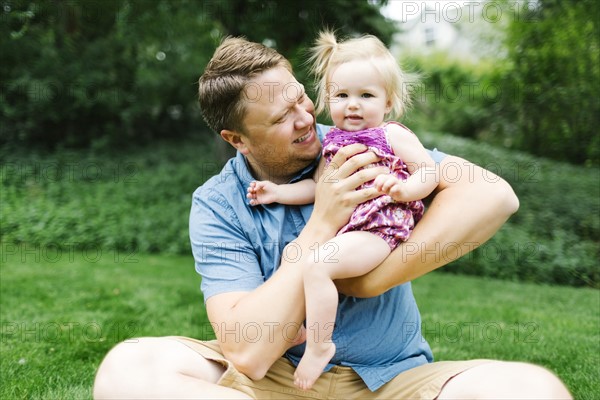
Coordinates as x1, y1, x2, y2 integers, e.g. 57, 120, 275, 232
385, 99, 393, 115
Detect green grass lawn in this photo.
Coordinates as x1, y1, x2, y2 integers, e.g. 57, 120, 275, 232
1, 249, 598, 399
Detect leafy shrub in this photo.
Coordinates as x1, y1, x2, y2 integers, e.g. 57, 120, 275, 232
403, 53, 508, 142
2, 133, 598, 288
0, 138, 223, 256
418, 131, 599, 288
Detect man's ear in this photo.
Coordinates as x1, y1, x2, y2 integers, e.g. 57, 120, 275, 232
220, 129, 249, 155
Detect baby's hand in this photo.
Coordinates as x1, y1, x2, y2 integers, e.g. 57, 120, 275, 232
373, 174, 408, 202
246, 180, 279, 205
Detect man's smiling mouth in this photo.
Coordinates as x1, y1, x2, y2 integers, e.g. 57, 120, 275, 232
293, 130, 312, 143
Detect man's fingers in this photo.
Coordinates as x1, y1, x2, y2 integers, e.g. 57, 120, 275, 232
351, 186, 382, 203
328, 143, 368, 166
324, 151, 381, 183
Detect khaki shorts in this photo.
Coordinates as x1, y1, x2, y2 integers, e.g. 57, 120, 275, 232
169, 337, 491, 399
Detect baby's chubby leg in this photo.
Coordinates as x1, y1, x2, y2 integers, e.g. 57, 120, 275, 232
294, 231, 391, 390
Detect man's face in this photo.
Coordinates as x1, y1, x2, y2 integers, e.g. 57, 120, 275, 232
239, 67, 321, 183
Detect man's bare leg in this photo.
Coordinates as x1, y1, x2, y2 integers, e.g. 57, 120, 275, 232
93, 337, 251, 399
438, 361, 572, 399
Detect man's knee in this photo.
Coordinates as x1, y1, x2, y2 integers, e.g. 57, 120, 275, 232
93, 337, 161, 398
440, 361, 572, 399
513, 362, 572, 398
97, 338, 153, 370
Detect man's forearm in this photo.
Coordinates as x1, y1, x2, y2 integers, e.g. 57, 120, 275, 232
207, 218, 335, 380
337, 156, 519, 297
208, 146, 389, 378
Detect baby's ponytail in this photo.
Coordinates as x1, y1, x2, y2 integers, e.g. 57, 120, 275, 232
309, 30, 338, 80
309, 30, 339, 116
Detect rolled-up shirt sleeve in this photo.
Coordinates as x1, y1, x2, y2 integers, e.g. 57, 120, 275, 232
427, 148, 446, 163
190, 187, 263, 301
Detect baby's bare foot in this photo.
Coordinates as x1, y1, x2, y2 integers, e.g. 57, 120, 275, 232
293, 342, 336, 390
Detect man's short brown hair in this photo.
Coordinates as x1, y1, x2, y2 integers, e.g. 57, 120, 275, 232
199, 37, 292, 134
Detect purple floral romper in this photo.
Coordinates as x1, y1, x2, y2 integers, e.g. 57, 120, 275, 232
322, 122, 424, 249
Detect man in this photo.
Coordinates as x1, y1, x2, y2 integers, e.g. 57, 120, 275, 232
93, 37, 571, 399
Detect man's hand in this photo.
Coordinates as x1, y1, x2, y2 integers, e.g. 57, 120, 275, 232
311, 144, 388, 236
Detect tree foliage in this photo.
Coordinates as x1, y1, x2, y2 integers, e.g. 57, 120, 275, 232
501, 0, 600, 164
1, 0, 219, 148
1, 0, 395, 149
204, 0, 395, 65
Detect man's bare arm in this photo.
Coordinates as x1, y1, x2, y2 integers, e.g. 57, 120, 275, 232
206, 145, 384, 380
337, 156, 519, 297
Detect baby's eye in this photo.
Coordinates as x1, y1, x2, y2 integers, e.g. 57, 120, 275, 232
361, 93, 374, 98
337, 93, 348, 98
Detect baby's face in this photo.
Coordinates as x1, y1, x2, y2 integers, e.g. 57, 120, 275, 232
327, 60, 391, 131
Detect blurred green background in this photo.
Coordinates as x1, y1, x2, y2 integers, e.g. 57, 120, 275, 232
1, 0, 599, 398
1, 0, 598, 286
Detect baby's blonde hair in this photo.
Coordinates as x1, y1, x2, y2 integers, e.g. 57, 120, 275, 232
309, 30, 411, 120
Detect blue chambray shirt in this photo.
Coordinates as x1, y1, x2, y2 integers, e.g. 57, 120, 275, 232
190, 124, 444, 391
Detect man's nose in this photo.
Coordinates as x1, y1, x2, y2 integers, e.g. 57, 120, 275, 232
295, 106, 314, 129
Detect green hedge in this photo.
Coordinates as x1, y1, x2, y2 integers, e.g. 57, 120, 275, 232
1, 134, 598, 287
0, 139, 221, 256
419, 131, 599, 288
